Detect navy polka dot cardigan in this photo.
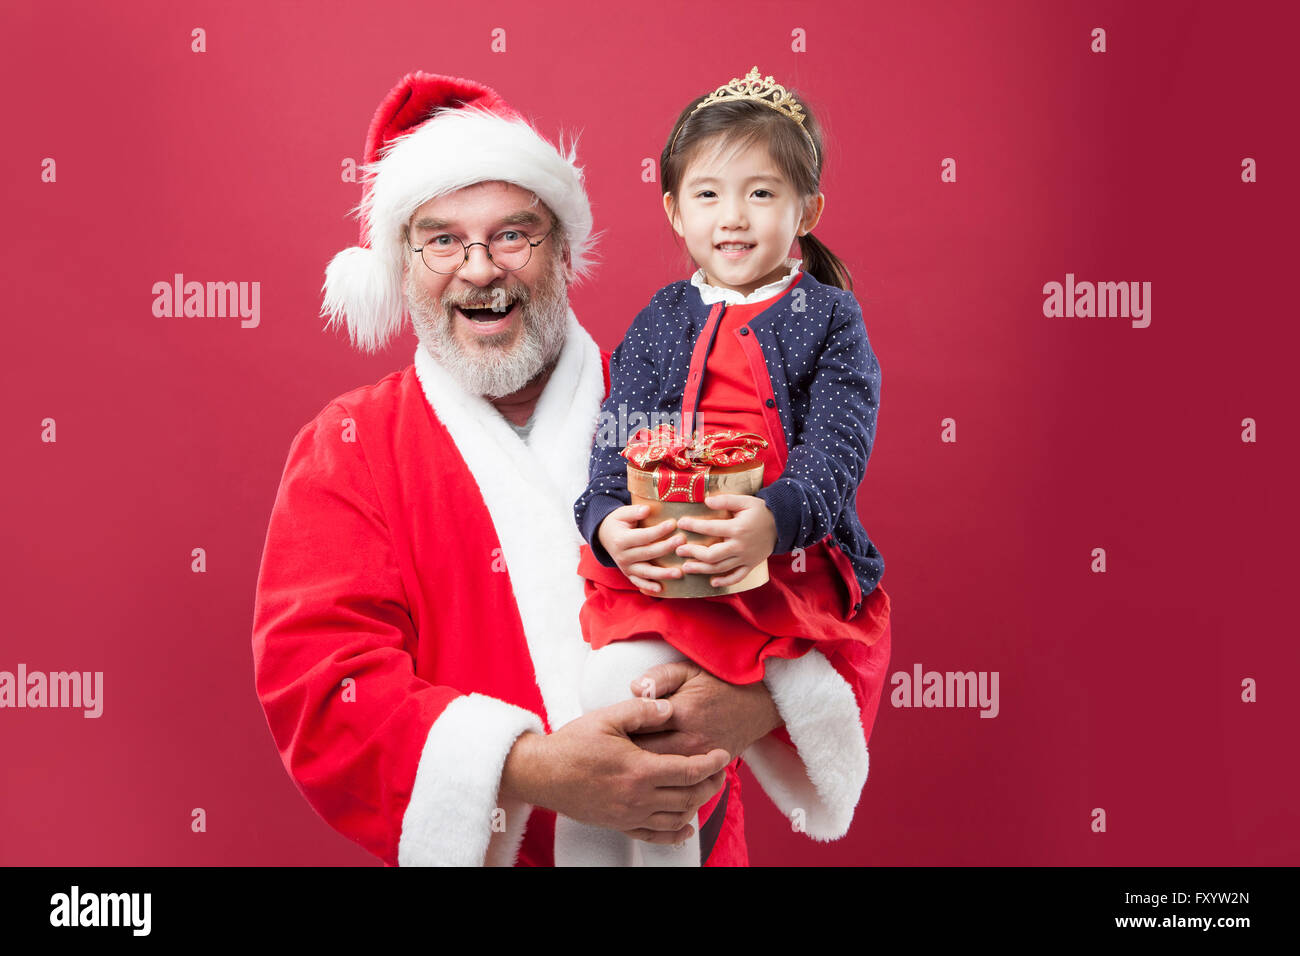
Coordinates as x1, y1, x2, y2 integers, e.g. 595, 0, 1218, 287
574, 270, 885, 618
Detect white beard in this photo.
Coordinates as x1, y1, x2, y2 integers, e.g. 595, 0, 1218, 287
406, 253, 570, 399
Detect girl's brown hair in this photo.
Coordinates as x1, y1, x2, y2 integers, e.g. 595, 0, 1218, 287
660, 89, 852, 291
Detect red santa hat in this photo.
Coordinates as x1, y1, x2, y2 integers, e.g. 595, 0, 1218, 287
322, 71, 596, 353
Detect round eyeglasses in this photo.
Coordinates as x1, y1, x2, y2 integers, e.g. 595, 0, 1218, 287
407, 228, 553, 275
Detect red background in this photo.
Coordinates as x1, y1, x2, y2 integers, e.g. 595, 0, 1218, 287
3, 0, 1296, 865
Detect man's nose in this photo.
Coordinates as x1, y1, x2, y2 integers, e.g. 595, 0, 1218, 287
456, 243, 506, 285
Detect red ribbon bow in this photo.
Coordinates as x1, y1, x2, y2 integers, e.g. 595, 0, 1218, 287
620, 424, 768, 501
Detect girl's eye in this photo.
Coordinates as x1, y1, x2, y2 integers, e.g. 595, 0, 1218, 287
695, 190, 716, 199
753, 189, 773, 198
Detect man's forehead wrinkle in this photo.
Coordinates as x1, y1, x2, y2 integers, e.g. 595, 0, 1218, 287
411, 208, 546, 233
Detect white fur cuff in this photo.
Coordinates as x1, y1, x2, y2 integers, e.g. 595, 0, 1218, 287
742, 650, 869, 841
397, 693, 545, 866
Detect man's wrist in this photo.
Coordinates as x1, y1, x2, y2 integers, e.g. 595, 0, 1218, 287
500, 730, 549, 807
734, 679, 785, 754
760, 686, 785, 737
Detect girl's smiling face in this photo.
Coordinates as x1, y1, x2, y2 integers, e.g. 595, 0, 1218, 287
664, 137, 824, 297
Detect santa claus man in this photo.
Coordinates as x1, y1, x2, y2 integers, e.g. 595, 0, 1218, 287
251, 71, 892, 866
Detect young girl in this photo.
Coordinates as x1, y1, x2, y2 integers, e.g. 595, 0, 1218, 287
562, 67, 889, 866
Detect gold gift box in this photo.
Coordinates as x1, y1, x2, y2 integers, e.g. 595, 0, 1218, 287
626, 461, 769, 598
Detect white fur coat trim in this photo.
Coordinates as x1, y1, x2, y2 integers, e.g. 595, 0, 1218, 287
746, 652, 870, 840
397, 693, 544, 867
409, 308, 603, 732
396, 311, 603, 866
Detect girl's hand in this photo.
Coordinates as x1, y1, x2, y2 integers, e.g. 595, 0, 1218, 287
673, 494, 777, 588
596, 504, 686, 593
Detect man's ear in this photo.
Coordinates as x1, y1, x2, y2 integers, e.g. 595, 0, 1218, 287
663, 192, 685, 238
798, 193, 826, 236
561, 240, 575, 281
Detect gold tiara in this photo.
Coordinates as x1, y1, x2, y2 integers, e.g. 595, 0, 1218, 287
670, 66, 818, 164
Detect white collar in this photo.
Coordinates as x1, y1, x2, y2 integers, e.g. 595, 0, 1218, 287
690, 258, 803, 306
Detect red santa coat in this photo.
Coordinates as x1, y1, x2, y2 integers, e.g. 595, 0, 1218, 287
251, 310, 892, 865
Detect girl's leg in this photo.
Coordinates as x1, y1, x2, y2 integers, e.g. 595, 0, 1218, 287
553, 638, 701, 867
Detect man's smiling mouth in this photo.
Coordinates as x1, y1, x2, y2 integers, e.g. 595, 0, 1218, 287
456, 302, 517, 322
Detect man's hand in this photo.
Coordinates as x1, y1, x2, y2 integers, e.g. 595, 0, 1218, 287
500, 696, 729, 845
596, 504, 686, 593
673, 494, 777, 588
629, 660, 784, 760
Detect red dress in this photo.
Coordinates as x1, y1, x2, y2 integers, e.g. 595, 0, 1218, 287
577, 278, 887, 685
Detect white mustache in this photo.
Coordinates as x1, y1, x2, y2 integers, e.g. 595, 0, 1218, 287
444, 289, 528, 311
451, 299, 520, 310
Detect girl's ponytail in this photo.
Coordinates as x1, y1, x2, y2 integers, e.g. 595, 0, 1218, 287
799, 232, 853, 291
